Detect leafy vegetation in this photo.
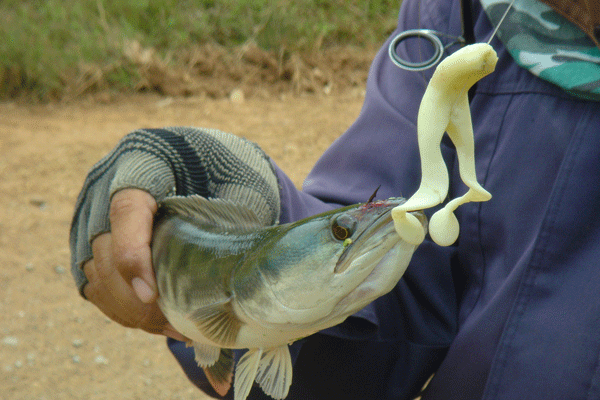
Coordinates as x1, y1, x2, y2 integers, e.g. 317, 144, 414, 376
0, 0, 400, 100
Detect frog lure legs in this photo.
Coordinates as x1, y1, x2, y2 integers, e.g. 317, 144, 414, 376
392, 42, 498, 247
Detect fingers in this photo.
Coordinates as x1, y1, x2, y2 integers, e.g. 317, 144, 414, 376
84, 189, 188, 342
84, 234, 188, 342
84, 235, 141, 328
85, 233, 155, 329
109, 189, 158, 303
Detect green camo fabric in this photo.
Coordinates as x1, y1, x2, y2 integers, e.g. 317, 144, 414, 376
481, 0, 600, 101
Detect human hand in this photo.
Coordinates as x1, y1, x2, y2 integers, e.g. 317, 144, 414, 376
71, 128, 280, 342
82, 189, 187, 342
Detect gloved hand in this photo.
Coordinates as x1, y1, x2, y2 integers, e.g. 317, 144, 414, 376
70, 127, 281, 339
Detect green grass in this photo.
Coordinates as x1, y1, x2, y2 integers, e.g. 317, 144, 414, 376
0, 0, 400, 100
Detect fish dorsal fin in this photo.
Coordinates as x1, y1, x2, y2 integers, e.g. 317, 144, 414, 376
203, 349, 234, 397
234, 348, 263, 400
188, 299, 243, 347
189, 341, 220, 367
256, 345, 293, 400
160, 195, 264, 231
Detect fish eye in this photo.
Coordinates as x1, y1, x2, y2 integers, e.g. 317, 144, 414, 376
331, 215, 357, 241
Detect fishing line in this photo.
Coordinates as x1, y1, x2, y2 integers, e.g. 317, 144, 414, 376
487, 0, 517, 44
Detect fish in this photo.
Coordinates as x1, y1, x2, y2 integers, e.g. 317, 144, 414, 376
151, 195, 427, 400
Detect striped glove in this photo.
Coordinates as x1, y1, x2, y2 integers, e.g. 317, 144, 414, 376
70, 126, 281, 295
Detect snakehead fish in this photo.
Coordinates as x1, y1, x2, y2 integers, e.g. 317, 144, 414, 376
152, 195, 426, 400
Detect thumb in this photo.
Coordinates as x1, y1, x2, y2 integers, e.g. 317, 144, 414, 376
109, 188, 158, 303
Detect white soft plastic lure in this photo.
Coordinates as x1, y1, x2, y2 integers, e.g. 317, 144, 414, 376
392, 43, 498, 246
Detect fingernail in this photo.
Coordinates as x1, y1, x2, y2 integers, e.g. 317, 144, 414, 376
132, 277, 154, 303
163, 326, 188, 342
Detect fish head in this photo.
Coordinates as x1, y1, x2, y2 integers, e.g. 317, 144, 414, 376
241, 198, 426, 327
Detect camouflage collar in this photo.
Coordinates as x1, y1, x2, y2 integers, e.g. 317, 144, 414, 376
481, 0, 600, 100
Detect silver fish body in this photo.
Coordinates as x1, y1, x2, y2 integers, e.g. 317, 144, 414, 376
152, 195, 426, 400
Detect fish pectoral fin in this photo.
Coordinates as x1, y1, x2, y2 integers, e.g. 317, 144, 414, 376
256, 345, 293, 400
234, 348, 263, 400
191, 341, 221, 367
203, 349, 234, 397
189, 300, 242, 347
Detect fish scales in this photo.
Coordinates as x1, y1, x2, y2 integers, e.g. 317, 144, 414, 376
154, 215, 268, 312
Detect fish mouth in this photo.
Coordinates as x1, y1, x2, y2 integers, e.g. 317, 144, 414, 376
334, 208, 426, 274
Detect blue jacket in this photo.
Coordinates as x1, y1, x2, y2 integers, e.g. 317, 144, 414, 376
168, 0, 600, 398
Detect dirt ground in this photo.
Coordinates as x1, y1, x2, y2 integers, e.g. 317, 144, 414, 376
0, 85, 366, 400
